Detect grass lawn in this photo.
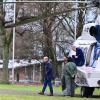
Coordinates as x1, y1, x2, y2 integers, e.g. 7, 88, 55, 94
0, 94, 99, 100
0, 84, 99, 100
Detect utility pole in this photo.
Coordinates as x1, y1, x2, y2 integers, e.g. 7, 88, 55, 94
12, 0, 16, 83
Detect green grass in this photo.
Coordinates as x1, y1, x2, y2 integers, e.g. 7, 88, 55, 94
0, 94, 99, 100
0, 84, 99, 100
0, 84, 62, 92
0, 84, 99, 94
0, 84, 60, 92
0, 84, 42, 91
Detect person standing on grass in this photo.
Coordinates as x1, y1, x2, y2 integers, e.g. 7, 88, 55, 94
39, 56, 53, 96
61, 56, 68, 91
61, 57, 77, 96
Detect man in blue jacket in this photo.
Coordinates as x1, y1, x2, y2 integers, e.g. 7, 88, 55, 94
82, 19, 100, 98
72, 46, 85, 66
39, 56, 53, 96
89, 25, 100, 67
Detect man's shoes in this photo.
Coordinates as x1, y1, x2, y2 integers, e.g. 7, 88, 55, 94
38, 92, 44, 95
48, 94, 53, 96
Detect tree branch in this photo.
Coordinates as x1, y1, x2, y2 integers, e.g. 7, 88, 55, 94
5, 6, 92, 28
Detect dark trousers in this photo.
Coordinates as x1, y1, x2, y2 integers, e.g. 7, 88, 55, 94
42, 78, 53, 94
61, 76, 66, 91
70, 78, 75, 97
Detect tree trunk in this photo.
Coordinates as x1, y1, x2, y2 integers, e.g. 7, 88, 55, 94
0, 2, 11, 83
2, 42, 9, 83
42, 17, 58, 79
76, 1, 85, 38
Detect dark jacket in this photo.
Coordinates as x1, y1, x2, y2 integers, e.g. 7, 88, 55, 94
72, 48, 85, 66
95, 25, 100, 43
44, 61, 53, 80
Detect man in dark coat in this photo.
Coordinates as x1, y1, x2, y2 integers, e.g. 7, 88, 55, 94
39, 56, 53, 96
72, 46, 85, 66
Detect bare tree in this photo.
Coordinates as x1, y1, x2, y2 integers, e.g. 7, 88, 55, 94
0, 0, 98, 83
0, 0, 12, 83
76, 0, 85, 38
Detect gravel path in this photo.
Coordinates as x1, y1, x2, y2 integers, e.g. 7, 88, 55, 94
0, 89, 61, 96
0, 89, 37, 95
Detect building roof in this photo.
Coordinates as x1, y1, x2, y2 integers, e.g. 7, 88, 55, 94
0, 59, 41, 69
